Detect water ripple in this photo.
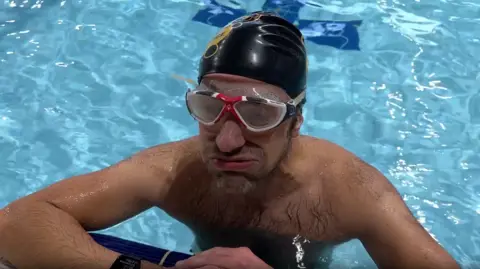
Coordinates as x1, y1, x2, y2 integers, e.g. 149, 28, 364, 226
0, 0, 479, 267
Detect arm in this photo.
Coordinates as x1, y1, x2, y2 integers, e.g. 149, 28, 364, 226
0, 138, 194, 269
338, 156, 460, 269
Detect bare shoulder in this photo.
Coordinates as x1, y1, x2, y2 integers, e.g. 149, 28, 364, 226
294, 135, 392, 202
125, 136, 200, 179
297, 135, 391, 189
296, 135, 352, 159
133, 136, 199, 161
295, 135, 364, 176
296, 136, 398, 229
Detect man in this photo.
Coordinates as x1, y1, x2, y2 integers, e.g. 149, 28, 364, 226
0, 11, 459, 269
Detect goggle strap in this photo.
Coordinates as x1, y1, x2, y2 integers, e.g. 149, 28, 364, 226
291, 90, 306, 106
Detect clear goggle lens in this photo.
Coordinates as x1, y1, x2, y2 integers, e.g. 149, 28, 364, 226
186, 90, 304, 132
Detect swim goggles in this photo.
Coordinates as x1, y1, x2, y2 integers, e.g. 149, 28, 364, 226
185, 87, 305, 132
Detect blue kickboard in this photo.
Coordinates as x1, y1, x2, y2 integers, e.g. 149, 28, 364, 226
191, 0, 362, 50
90, 233, 191, 267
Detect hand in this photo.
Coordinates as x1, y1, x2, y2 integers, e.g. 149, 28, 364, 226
174, 247, 273, 269
0, 257, 17, 269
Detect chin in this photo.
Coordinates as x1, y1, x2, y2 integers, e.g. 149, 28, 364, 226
211, 172, 258, 195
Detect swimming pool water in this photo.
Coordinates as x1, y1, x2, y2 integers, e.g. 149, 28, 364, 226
0, 0, 479, 268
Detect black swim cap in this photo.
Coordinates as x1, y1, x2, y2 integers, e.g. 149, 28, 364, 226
198, 11, 307, 103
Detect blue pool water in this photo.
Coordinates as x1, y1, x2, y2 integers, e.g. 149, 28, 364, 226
1, 0, 479, 268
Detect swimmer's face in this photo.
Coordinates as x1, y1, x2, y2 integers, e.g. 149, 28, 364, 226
195, 74, 303, 190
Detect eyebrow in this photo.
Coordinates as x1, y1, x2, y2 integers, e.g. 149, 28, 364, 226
206, 81, 221, 92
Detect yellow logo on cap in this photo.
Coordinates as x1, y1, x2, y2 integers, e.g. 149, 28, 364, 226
203, 23, 233, 59
239, 12, 263, 22
203, 13, 268, 59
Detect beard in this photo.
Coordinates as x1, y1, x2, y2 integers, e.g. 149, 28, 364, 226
201, 119, 297, 197
178, 132, 298, 230
207, 136, 294, 198
210, 171, 258, 195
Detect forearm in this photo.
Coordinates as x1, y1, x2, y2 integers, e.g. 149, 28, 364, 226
377, 256, 460, 269
401, 250, 460, 269
0, 202, 164, 269
370, 243, 460, 269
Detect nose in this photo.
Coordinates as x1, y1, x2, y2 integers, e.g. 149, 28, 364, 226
215, 119, 246, 153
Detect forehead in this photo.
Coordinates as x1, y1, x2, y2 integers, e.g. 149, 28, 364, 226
201, 73, 291, 102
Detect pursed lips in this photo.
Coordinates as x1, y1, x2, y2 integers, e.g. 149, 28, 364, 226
211, 156, 258, 171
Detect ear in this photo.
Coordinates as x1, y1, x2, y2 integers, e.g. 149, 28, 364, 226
291, 113, 304, 137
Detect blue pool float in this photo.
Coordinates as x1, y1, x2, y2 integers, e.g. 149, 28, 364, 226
192, 0, 362, 51
90, 233, 191, 267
